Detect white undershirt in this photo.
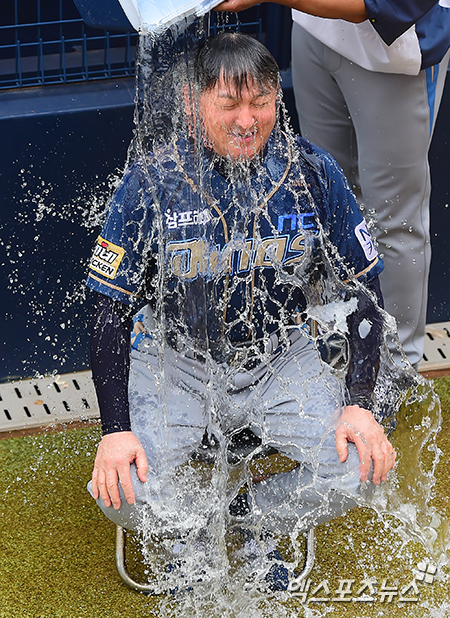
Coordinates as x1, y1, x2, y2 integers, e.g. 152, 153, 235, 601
292, 11, 422, 75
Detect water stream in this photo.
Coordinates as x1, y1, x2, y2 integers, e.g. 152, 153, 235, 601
3, 11, 447, 617
102, 15, 450, 615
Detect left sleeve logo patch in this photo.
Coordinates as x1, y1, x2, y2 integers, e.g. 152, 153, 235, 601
89, 236, 125, 280
354, 220, 378, 262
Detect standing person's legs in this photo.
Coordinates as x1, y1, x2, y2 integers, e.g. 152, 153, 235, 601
331, 52, 449, 367
292, 23, 450, 366
291, 23, 359, 194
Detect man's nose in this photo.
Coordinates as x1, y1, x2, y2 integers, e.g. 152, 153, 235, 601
235, 106, 256, 130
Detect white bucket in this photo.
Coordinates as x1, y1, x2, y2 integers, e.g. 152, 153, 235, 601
119, 0, 224, 31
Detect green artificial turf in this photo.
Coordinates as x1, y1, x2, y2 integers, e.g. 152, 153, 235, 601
1, 377, 449, 618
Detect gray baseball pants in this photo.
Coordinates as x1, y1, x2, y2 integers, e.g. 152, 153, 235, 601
89, 330, 370, 536
291, 23, 450, 367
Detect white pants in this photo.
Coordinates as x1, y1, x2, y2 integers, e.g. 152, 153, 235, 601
90, 330, 371, 535
291, 23, 450, 366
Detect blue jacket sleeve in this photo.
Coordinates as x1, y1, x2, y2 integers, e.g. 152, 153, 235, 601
365, 0, 438, 45
90, 293, 133, 435
345, 276, 384, 409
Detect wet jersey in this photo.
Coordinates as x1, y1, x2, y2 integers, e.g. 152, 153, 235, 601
86, 131, 383, 357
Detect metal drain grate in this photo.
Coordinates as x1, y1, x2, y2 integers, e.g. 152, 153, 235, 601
418, 322, 450, 373
0, 370, 99, 433
1, 321, 448, 434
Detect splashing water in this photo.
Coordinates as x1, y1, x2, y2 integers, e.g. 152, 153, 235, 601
89, 15, 448, 617
100, 16, 448, 616
2, 11, 446, 617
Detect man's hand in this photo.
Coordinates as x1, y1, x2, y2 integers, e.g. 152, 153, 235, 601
335, 405, 396, 485
214, 0, 368, 23
215, 0, 265, 11
91, 432, 148, 509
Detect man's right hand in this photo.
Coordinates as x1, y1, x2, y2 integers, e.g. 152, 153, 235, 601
91, 431, 148, 510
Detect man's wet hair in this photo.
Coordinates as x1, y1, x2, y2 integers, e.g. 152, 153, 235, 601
194, 32, 279, 95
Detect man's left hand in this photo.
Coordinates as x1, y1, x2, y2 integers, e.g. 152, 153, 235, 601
335, 405, 396, 485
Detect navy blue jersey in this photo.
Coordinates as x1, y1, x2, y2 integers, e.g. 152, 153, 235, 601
86, 132, 382, 355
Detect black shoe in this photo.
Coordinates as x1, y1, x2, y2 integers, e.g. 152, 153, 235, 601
264, 549, 289, 592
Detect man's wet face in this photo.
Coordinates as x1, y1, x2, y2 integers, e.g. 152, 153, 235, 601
198, 75, 277, 159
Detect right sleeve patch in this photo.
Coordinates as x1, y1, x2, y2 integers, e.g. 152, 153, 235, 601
354, 220, 378, 262
89, 236, 125, 280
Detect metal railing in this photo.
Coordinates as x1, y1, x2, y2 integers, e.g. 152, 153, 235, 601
0, 0, 137, 89
0, 1, 265, 91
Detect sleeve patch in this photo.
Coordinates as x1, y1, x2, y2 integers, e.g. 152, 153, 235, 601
354, 220, 378, 262
89, 236, 125, 280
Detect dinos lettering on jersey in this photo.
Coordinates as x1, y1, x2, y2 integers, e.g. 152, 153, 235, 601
89, 236, 125, 280
167, 233, 307, 280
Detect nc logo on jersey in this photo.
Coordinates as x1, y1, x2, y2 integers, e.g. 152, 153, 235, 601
354, 220, 378, 262
89, 236, 125, 280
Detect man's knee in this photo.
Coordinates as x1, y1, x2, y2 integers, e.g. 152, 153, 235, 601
87, 464, 147, 531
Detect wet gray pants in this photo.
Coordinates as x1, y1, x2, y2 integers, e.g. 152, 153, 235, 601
89, 330, 370, 535
291, 23, 450, 366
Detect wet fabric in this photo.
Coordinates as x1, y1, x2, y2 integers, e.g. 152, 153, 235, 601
91, 276, 384, 435
86, 126, 384, 537
87, 329, 371, 534
90, 294, 133, 434
86, 131, 383, 356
